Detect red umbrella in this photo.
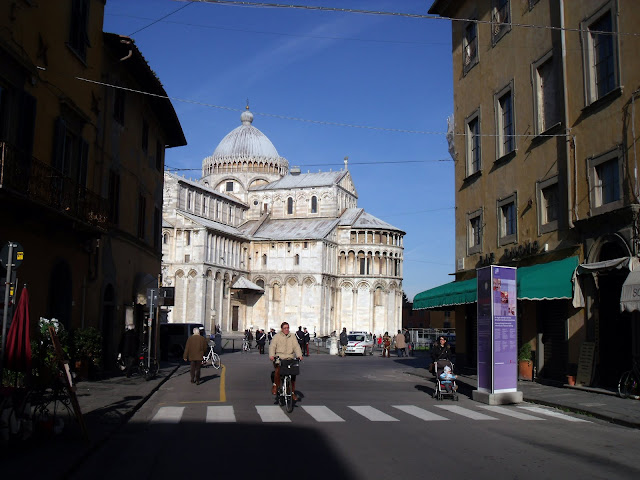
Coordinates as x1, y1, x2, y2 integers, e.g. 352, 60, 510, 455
4, 287, 31, 372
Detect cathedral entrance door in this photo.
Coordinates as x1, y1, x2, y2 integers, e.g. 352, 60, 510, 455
232, 306, 239, 331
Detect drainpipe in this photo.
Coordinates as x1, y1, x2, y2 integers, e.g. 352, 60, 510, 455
559, 0, 574, 228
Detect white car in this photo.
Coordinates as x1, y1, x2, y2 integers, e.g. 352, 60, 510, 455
345, 332, 374, 356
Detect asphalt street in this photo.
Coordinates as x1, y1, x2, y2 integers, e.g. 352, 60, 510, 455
70, 351, 640, 480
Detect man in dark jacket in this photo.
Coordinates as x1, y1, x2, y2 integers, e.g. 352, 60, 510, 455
339, 327, 348, 357
403, 329, 411, 357
303, 327, 310, 356
295, 326, 305, 356
183, 327, 208, 385
256, 328, 267, 354
118, 324, 139, 378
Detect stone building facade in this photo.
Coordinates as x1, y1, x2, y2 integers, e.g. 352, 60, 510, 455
162, 109, 404, 336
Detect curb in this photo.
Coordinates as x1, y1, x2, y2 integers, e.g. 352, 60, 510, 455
65, 364, 181, 478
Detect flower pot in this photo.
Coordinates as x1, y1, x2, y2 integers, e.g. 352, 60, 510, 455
566, 375, 576, 386
518, 360, 533, 381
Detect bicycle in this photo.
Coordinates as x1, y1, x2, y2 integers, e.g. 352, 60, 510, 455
242, 338, 251, 353
273, 356, 300, 413
617, 358, 640, 399
202, 345, 221, 369
138, 345, 159, 381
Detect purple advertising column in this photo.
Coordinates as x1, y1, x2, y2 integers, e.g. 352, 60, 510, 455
476, 265, 517, 394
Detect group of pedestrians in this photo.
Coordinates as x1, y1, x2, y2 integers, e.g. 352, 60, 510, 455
376, 329, 411, 357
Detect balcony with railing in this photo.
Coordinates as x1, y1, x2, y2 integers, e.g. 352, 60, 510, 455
0, 142, 109, 230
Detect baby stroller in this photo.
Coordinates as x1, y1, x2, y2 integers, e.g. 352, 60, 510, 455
433, 360, 458, 401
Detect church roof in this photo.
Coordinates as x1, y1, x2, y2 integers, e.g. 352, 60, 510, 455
231, 276, 264, 292
167, 171, 248, 207
178, 210, 249, 239
211, 109, 283, 161
239, 217, 339, 241
250, 170, 349, 191
339, 208, 405, 233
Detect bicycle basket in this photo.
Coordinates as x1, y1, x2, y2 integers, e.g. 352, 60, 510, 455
279, 359, 300, 376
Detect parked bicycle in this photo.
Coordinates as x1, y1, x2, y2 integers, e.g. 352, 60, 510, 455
273, 356, 300, 413
138, 345, 159, 381
618, 358, 640, 399
202, 345, 221, 369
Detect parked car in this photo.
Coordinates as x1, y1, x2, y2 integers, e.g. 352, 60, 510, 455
160, 323, 206, 358
345, 331, 374, 356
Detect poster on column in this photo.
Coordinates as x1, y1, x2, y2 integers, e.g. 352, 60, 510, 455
492, 266, 517, 392
477, 266, 492, 392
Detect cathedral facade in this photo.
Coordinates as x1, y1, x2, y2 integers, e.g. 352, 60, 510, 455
161, 109, 404, 336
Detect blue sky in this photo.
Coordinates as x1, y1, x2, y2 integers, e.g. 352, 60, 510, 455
103, 0, 455, 301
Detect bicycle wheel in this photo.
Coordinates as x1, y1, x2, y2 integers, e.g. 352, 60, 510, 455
623, 371, 640, 399
618, 371, 630, 398
32, 392, 75, 438
212, 353, 221, 369
284, 376, 294, 413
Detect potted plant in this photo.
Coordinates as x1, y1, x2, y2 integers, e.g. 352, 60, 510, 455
518, 342, 533, 381
72, 327, 103, 380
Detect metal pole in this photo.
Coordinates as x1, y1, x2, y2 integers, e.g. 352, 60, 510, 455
148, 289, 155, 370
0, 242, 15, 376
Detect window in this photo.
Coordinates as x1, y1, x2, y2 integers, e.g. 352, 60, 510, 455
225, 181, 233, 192
495, 82, 515, 159
581, 3, 619, 105
295, 254, 300, 265
467, 209, 483, 255
463, 21, 478, 73
68, 0, 90, 60
108, 170, 120, 224
153, 207, 161, 250
311, 195, 318, 213
537, 177, 559, 234
185, 231, 191, 246
465, 109, 481, 176
142, 120, 149, 153
359, 256, 366, 275
532, 52, 560, 134
53, 117, 89, 187
497, 194, 517, 245
155, 140, 163, 171
492, 0, 511, 44
262, 254, 267, 266
184, 254, 190, 263
287, 197, 293, 215
187, 191, 193, 210
304, 241, 308, 249
589, 148, 622, 214
137, 194, 146, 239
113, 89, 125, 125
163, 233, 169, 245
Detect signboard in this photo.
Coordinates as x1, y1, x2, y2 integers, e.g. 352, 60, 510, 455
0, 242, 24, 270
576, 341, 595, 386
159, 286, 175, 306
477, 265, 518, 394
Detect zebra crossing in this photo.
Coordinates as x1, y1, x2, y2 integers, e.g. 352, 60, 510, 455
150, 403, 590, 424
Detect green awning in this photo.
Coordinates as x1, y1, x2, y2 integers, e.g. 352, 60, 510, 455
413, 278, 477, 310
517, 256, 579, 300
412, 256, 579, 309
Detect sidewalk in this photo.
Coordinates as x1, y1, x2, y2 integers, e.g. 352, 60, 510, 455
2, 361, 181, 479
402, 353, 640, 429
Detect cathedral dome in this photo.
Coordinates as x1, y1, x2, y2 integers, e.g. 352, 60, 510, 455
202, 108, 288, 178
212, 109, 281, 160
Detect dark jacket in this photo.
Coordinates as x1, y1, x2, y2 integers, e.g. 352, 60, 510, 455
257, 331, 267, 345
183, 334, 208, 361
119, 329, 139, 357
304, 331, 310, 344
404, 331, 410, 343
431, 343, 452, 362
295, 328, 305, 345
339, 331, 348, 346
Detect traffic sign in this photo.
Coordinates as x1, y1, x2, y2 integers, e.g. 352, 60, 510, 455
0, 242, 24, 270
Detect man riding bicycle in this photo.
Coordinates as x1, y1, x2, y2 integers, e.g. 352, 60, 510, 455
269, 322, 303, 401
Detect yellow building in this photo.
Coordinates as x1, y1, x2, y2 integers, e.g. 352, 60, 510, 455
0, 0, 185, 368
416, 0, 640, 386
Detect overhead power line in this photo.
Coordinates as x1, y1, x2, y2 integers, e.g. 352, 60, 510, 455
73, 75, 568, 139
178, 0, 640, 37
129, 1, 195, 36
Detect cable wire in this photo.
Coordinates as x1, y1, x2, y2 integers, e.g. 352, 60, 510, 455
129, 1, 195, 36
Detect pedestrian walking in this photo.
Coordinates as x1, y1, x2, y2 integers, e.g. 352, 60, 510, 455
403, 328, 411, 357
268, 327, 276, 344
295, 326, 305, 356
339, 327, 348, 357
183, 327, 208, 385
303, 327, 310, 356
118, 324, 139, 378
257, 328, 267, 354
382, 332, 391, 358
395, 330, 406, 357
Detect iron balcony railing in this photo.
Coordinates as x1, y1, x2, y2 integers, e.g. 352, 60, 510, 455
0, 141, 109, 229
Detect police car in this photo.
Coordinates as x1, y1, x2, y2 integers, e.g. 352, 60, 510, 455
345, 331, 374, 356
